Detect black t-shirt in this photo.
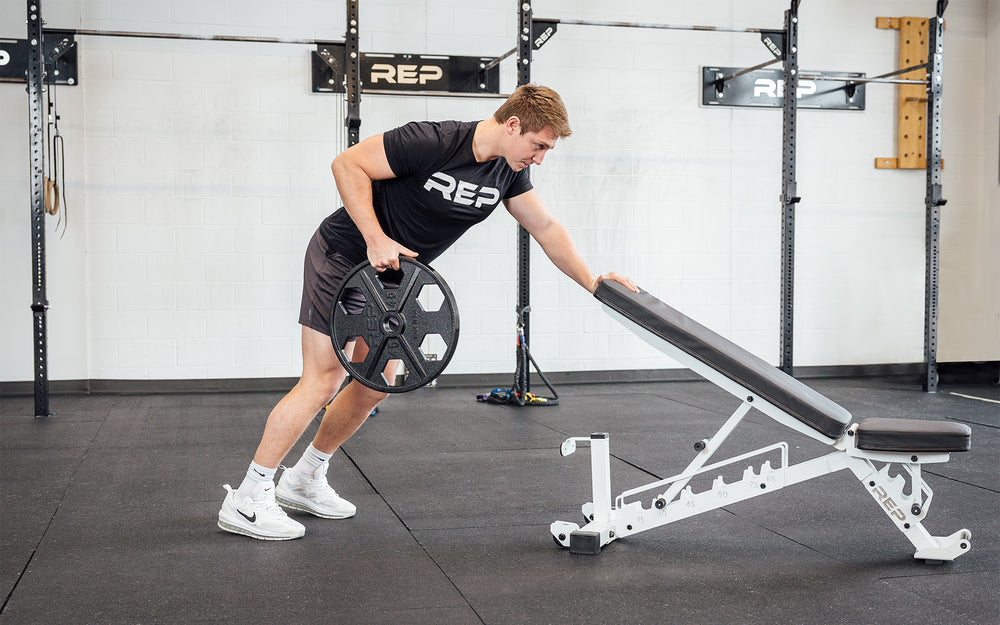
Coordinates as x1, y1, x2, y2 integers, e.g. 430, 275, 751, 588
318, 120, 533, 265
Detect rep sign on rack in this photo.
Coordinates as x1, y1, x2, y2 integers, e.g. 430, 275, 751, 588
313, 45, 500, 95
702, 67, 865, 110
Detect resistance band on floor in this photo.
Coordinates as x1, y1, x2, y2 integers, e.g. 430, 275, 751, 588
478, 306, 559, 407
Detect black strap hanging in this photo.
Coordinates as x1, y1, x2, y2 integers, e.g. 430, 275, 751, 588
477, 306, 560, 407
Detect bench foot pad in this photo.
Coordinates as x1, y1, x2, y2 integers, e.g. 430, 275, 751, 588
913, 529, 972, 562
569, 531, 602, 555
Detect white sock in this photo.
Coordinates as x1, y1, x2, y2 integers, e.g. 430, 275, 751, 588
236, 461, 276, 499
289, 443, 333, 477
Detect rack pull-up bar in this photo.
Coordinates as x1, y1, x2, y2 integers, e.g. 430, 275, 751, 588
482, 47, 516, 72
536, 17, 768, 34
799, 62, 930, 86
860, 61, 929, 82
69, 28, 337, 46
715, 57, 782, 85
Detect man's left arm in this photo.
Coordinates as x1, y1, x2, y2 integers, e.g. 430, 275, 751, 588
504, 189, 638, 293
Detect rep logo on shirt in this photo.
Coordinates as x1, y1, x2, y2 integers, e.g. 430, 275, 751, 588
423, 172, 500, 208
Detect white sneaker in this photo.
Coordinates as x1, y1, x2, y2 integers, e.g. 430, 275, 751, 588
218, 480, 305, 540
275, 462, 356, 519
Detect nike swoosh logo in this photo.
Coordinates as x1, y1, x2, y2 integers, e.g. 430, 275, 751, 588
238, 509, 257, 523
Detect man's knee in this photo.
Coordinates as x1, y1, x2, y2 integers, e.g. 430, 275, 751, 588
298, 369, 348, 402
347, 379, 389, 405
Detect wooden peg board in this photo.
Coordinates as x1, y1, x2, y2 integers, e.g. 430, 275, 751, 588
875, 17, 931, 170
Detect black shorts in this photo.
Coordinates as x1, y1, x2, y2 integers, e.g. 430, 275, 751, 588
298, 230, 366, 337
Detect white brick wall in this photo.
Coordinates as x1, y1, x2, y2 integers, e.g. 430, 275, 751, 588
0, 0, 996, 384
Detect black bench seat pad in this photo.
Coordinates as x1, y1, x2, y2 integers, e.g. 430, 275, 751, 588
856, 418, 971, 452
595, 281, 852, 440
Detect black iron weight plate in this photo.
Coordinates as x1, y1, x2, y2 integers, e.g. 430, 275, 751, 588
331, 258, 460, 393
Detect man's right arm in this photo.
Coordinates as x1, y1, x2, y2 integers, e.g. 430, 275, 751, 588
331, 134, 417, 271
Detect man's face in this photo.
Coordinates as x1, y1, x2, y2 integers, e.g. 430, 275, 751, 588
504, 122, 558, 171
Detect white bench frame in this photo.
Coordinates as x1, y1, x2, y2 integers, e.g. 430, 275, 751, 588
551, 306, 972, 562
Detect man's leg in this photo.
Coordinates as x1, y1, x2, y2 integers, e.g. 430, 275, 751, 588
219, 326, 354, 539
251, 325, 353, 468
254, 327, 389, 463
271, 380, 386, 520
269, 328, 388, 519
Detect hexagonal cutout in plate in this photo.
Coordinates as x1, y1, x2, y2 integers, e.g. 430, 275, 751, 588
419, 333, 449, 360
381, 359, 405, 388
338, 286, 367, 315
376, 267, 404, 289
417, 283, 445, 313
344, 336, 370, 364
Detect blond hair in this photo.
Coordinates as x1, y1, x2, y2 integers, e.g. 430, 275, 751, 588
493, 84, 572, 138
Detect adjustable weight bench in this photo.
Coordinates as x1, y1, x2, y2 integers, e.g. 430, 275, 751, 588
551, 281, 972, 562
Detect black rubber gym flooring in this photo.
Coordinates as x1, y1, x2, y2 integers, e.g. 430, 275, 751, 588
2, 376, 997, 624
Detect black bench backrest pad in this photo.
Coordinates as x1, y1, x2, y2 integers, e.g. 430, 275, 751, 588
595, 281, 852, 440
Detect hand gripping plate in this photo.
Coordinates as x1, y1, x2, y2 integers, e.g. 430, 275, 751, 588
330, 257, 460, 393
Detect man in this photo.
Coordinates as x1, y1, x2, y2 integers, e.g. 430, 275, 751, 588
218, 84, 637, 540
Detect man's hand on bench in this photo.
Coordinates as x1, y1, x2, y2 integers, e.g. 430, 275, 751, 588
592, 271, 639, 294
